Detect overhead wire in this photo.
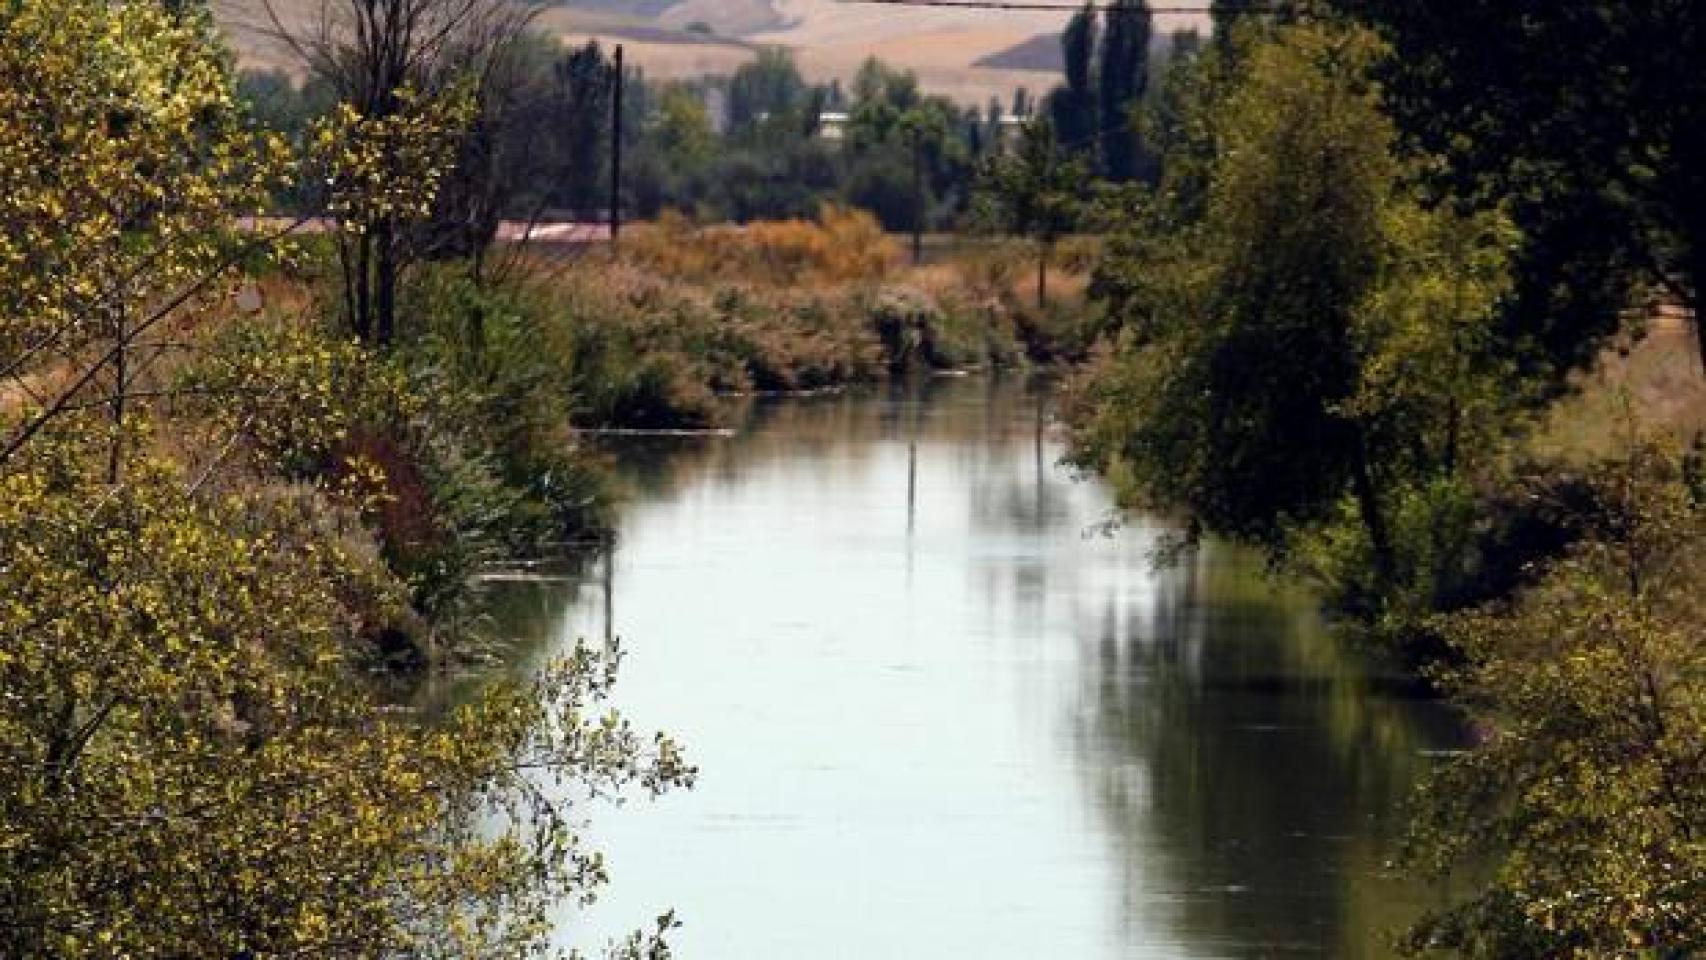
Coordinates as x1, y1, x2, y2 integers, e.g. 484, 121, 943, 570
831, 0, 1277, 13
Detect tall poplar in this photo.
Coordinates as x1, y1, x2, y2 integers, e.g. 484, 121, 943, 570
1048, 4, 1099, 156
1098, 0, 1153, 181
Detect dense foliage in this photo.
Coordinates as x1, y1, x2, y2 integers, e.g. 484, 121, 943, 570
1071, 22, 1520, 603
1042, 0, 1160, 182
1339, 0, 1706, 374
0, 1, 692, 954
0, 436, 691, 956
1402, 439, 1705, 955
1063, 11, 1705, 954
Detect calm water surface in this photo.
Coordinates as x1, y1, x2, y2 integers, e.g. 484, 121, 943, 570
479, 378, 1466, 959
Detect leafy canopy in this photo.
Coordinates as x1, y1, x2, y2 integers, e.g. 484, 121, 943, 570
1071, 21, 1519, 563
1402, 438, 1706, 956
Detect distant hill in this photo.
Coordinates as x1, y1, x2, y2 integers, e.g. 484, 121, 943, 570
976, 28, 1192, 75
552, 0, 684, 16
974, 33, 1063, 73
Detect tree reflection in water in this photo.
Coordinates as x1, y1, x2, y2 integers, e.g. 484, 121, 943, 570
1071, 545, 1469, 957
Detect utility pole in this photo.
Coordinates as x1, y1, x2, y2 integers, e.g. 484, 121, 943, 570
911, 126, 925, 266
610, 44, 625, 258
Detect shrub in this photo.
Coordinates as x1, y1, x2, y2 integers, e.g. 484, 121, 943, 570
624, 205, 901, 285
1401, 438, 1706, 955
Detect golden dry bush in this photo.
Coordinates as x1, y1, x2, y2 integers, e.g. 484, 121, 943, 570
625, 205, 901, 285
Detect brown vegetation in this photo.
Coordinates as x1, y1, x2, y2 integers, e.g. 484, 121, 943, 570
1534, 310, 1706, 461
623, 205, 901, 286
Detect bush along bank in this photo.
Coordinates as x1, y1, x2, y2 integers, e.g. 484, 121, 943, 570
174, 290, 617, 670
442, 208, 1082, 432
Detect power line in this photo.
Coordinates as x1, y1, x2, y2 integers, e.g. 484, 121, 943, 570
833, 0, 1270, 13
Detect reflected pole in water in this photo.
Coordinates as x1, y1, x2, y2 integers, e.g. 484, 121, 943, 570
1035, 389, 1046, 530
907, 440, 918, 536
906, 395, 921, 591
603, 537, 615, 644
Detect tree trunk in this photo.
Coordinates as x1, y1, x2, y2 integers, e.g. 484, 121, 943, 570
1037, 239, 1051, 310
338, 235, 364, 341
353, 235, 373, 343
1688, 242, 1706, 373
1443, 396, 1460, 475
376, 218, 397, 348
107, 304, 126, 485
1352, 429, 1395, 585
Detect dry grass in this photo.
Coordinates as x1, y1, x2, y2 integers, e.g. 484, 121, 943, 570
1532, 312, 1706, 461
623, 205, 901, 285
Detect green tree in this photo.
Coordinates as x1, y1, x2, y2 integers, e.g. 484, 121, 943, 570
237, 69, 339, 145
629, 82, 716, 216
1098, 0, 1154, 182
540, 41, 619, 216
1401, 439, 1706, 955
652, 84, 715, 169
727, 48, 811, 137
976, 119, 1089, 307
1071, 22, 1517, 581
1048, 5, 1100, 157
841, 59, 976, 234
1210, 0, 1240, 47
1340, 0, 1706, 374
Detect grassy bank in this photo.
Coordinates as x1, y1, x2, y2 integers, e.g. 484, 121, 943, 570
433, 208, 1089, 431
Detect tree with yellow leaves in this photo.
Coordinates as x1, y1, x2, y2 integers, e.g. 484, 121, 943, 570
264, 0, 535, 346
0, 434, 692, 956
0, 2, 692, 955
1401, 437, 1705, 955
0, 0, 288, 476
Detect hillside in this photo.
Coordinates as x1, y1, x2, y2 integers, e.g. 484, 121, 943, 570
215, 0, 1206, 105
974, 33, 1064, 73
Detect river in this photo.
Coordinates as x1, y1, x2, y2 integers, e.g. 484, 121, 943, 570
474, 376, 1467, 959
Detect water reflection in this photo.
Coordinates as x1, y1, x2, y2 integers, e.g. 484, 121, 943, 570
1075, 551, 1465, 957
471, 377, 1464, 958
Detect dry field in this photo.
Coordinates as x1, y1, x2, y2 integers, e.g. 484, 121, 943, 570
214, 0, 1211, 105
1535, 311, 1706, 460
535, 0, 1075, 105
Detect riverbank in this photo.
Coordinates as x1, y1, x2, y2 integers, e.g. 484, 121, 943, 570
197, 210, 1093, 665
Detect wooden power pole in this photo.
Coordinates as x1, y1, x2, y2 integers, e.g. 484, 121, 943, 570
912, 127, 925, 266
610, 44, 624, 257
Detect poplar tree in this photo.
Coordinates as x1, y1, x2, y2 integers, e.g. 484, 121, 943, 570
1048, 5, 1100, 157
977, 120, 1089, 308
1098, 0, 1154, 182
